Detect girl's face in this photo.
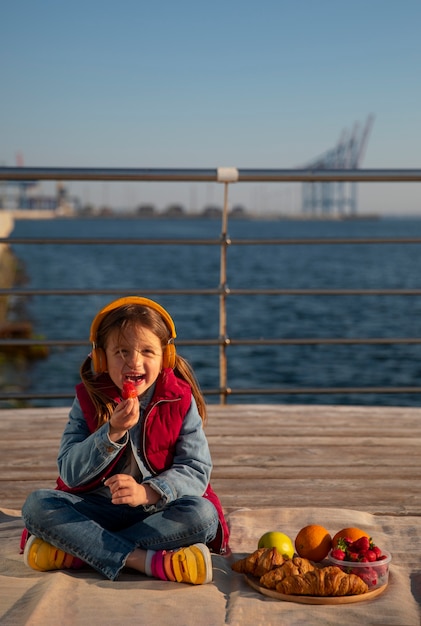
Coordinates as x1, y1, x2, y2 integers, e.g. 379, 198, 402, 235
104, 323, 163, 397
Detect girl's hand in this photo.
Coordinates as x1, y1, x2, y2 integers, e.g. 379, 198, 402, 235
104, 474, 160, 507
108, 397, 139, 441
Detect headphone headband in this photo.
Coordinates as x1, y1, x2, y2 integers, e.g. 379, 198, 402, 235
90, 296, 176, 343
89, 296, 177, 372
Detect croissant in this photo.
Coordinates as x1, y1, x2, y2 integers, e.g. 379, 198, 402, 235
231, 548, 286, 577
275, 566, 368, 597
259, 557, 315, 590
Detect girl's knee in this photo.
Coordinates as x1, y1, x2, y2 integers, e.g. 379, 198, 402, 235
171, 495, 217, 526
188, 496, 219, 529
22, 489, 58, 521
199, 496, 218, 521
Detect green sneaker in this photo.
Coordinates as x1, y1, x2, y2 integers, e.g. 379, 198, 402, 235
24, 535, 84, 571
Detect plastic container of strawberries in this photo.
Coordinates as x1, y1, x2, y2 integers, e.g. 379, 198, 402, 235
327, 550, 392, 590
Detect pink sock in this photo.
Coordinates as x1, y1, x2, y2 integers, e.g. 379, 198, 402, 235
150, 550, 168, 581
144, 549, 155, 576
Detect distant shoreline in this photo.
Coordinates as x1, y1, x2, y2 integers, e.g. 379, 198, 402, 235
4, 209, 382, 222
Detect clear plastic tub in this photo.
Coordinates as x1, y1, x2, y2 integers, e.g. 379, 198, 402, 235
327, 549, 391, 590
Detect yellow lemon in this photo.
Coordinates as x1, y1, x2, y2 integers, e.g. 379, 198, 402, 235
257, 531, 294, 559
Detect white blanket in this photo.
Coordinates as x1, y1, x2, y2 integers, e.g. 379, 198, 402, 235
0, 506, 419, 625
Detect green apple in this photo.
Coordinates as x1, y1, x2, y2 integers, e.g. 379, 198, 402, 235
257, 531, 295, 559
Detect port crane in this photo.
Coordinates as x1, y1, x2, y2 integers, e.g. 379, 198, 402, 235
301, 114, 374, 216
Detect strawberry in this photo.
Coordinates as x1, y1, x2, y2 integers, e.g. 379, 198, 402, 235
372, 545, 382, 558
331, 548, 346, 561
352, 536, 370, 553
358, 567, 378, 587
335, 535, 387, 568
377, 563, 388, 576
365, 550, 377, 562
122, 380, 138, 399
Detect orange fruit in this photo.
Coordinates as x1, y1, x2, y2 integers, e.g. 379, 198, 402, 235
294, 524, 332, 562
331, 527, 370, 548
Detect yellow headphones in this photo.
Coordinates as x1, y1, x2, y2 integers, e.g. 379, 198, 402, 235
89, 296, 177, 373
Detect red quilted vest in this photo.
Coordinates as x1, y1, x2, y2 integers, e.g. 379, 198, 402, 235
56, 369, 230, 555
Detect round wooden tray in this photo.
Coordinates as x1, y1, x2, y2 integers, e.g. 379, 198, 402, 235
245, 574, 388, 605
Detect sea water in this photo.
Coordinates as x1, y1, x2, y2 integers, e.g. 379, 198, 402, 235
6, 216, 421, 407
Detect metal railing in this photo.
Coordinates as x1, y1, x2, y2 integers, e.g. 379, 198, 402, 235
1, 166, 421, 405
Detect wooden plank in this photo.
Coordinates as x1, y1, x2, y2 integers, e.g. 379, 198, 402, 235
1, 405, 421, 517
0, 481, 58, 510
210, 464, 421, 479
210, 477, 421, 515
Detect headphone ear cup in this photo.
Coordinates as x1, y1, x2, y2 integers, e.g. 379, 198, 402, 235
92, 347, 107, 373
163, 343, 176, 369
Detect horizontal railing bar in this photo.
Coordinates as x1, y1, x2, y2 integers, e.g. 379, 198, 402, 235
230, 238, 421, 245
1, 393, 76, 400
0, 288, 221, 297
238, 169, 421, 183
0, 340, 87, 347
0, 167, 217, 182
1, 166, 421, 183
3, 238, 222, 246
2, 337, 421, 349
3, 386, 421, 402
228, 288, 421, 296
223, 386, 421, 395
226, 337, 421, 345
5, 237, 421, 246
3, 287, 421, 297
0, 338, 221, 348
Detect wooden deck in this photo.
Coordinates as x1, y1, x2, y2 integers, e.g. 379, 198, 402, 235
1, 403, 421, 516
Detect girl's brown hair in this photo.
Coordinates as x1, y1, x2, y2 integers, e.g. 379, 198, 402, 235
80, 303, 207, 428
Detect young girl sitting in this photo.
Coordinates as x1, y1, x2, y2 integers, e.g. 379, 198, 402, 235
22, 296, 229, 584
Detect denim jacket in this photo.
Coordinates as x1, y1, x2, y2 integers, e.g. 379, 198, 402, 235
57, 383, 213, 514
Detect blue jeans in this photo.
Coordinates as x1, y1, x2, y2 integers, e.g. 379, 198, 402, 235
22, 489, 219, 580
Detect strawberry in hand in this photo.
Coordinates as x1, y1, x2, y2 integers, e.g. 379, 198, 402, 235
122, 380, 138, 399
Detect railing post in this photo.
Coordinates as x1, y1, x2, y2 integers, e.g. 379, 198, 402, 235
219, 183, 228, 404
219, 182, 229, 404
217, 168, 238, 404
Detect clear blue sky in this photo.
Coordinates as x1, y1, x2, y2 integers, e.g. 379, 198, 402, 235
1, 0, 420, 215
